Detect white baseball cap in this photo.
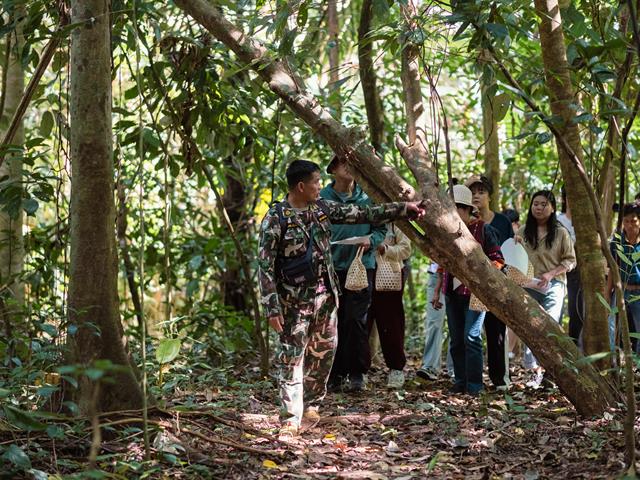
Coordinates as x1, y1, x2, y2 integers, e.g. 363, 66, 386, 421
453, 184, 474, 208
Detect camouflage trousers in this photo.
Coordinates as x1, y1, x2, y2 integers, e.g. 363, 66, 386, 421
278, 277, 338, 426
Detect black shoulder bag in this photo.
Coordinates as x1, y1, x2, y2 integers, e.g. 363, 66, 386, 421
274, 202, 321, 286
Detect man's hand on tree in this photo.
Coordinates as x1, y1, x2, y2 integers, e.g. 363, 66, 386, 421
269, 314, 284, 333
406, 201, 426, 220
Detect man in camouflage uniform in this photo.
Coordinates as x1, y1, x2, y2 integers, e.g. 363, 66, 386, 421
258, 159, 425, 435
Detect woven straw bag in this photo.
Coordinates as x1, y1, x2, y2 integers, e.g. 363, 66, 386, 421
469, 261, 535, 312
375, 253, 402, 291
345, 247, 369, 291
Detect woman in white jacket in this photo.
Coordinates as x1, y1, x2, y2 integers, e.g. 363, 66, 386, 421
366, 224, 412, 388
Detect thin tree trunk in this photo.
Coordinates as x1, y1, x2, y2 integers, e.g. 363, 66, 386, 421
0, 13, 24, 315
116, 180, 143, 329
67, 0, 142, 414
221, 154, 249, 313
479, 50, 500, 210
327, 0, 340, 115
358, 0, 385, 152
597, 16, 633, 234
173, 0, 617, 417
534, 0, 610, 366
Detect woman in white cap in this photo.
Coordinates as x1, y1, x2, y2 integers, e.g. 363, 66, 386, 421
433, 185, 505, 396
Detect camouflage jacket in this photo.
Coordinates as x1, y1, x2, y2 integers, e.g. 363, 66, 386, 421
258, 199, 410, 318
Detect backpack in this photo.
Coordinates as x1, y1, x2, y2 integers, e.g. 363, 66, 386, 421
273, 199, 330, 285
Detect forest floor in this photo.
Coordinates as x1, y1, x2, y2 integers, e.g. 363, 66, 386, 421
1, 359, 636, 479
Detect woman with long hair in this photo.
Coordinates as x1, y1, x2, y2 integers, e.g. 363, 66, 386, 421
517, 190, 576, 387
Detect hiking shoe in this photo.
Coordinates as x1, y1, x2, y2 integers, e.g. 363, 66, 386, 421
278, 422, 299, 438
467, 388, 484, 397
303, 407, 320, 421
349, 373, 366, 392
387, 370, 405, 389
327, 375, 345, 393
416, 368, 438, 381
448, 383, 466, 394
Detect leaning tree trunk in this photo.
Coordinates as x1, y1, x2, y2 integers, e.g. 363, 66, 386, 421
67, 0, 142, 414
0, 11, 25, 318
173, 0, 617, 417
534, 0, 610, 365
358, 0, 385, 152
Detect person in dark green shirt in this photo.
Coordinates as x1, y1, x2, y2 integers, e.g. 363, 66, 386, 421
321, 155, 387, 392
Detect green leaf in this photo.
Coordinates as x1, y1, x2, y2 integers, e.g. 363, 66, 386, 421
596, 293, 614, 313
85, 368, 104, 380
22, 198, 39, 215
485, 23, 509, 40
536, 132, 552, 144
493, 93, 511, 122
3, 405, 47, 432
297, 1, 308, 28
156, 338, 181, 364
2, 444, 31, 470
575, 351, 611, 366
36, 385, 59, 398
39, 111, 54, 137
46, 425, 65, 440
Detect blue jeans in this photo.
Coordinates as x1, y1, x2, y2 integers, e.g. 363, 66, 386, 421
421, 273, 454, 374
446, 293, 485, 393
523, 279, 565, 369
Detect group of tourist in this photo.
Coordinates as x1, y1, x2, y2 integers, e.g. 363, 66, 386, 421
258, 157, 640, 436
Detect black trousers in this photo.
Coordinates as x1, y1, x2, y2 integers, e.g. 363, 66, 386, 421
329, 269, 374, 379
366, 269, 407, 371
485, 312, 508, 387
566, 268, 585, 344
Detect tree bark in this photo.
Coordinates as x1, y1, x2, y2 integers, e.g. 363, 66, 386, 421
478, 51, 500, 210
174, 0, 617, 417
67, 0, 142, 414
596, 5, 633, 235
327, 0, 340, 115
358, 0, 385, 152
221, 154, 249, 313
534, 0, 610, 366
0, 12, 25, 314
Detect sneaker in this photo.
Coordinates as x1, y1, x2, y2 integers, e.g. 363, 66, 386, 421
526, 371, 544, 389
387, 370, 405, 389
349, 373, 366, 392
278, 421, 299, 438
416, 368, 438, 381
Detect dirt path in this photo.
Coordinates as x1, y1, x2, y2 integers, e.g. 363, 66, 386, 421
173, 367, 630, 479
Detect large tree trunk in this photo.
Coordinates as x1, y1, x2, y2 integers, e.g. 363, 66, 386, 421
358, 0, 385, 152
173, 0, 617, 417
534, 0, 610, 365
67, 0, 142, 414
0, 10, 25, 316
